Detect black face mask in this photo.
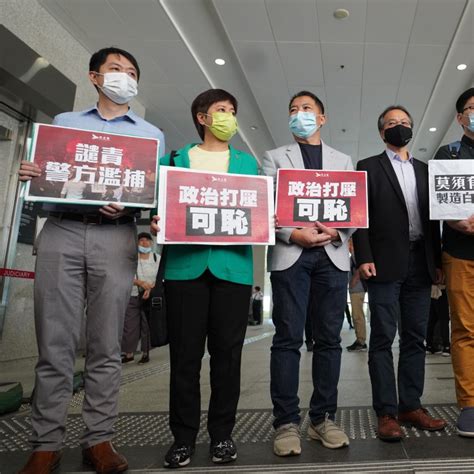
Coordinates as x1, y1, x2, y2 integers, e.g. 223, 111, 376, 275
384, 124, 413, 147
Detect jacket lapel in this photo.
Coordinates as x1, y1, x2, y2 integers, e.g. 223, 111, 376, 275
228, 145, 243, 174
413, 158, 428, 218
321, 140, 332, 169
171, 144, 192, 168
285, 143, 304, 168
379, 151, 406, 206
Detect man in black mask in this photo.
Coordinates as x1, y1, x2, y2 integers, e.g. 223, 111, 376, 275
353, 105, 446, 441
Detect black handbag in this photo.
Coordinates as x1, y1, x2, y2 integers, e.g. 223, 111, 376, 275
145, 150, 177, 347
145, 249, 168, 347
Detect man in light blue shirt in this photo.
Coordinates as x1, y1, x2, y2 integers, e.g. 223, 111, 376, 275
354, 105, 444, 443
385, 148, 424, 240
53, 105, 165, 157
18, 46, 164, 474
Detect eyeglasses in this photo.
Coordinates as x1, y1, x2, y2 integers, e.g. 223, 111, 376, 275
384, 119, 412, 128
462, 105, 474, 113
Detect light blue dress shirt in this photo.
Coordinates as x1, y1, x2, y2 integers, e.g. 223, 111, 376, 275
44, 105, 165, 212
53, 106, 165, 157
386, 148, 423, 240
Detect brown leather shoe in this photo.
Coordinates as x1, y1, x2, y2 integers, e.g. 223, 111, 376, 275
398, 408, 447, 431
82, 441, 128, 474
377, 415, 403, 441
18, 450, 61, 474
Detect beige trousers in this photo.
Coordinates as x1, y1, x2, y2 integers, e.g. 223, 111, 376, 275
443, 252, 474, 407
350, 292, 366, 344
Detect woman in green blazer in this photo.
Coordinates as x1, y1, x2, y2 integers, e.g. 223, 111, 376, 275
152, 89, 258, 469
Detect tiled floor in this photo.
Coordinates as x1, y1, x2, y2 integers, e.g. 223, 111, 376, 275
1, 320, 471, 473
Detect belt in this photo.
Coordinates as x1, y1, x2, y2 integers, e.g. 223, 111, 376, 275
409, 240, 424, 250
49, 212, 135, 225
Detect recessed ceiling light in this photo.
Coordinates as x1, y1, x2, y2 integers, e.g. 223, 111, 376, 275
334, 8, 349, 19
250, 125, 258, 130
457, 63, 467, 71
214, 58, 225, 66
429, 127, 437, 132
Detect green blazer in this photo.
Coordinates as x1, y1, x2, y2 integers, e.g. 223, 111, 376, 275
160, 143, 259, 285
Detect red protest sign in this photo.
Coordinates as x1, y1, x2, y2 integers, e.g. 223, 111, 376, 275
25, 124, 159, 208
276, 169, 368, 228
0, 268, 35, 279
157, 167, 275, 245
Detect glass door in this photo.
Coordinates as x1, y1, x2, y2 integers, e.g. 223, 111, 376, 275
0, 102, 31, 335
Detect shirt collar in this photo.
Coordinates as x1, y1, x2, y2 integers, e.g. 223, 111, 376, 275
81, 105, 137, 123
386, 147, 414, 163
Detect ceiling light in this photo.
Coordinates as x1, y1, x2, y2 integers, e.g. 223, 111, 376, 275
334, 8, 350, 19
214, 58, 225, 66
429, 127, 437, 132
250, 125, 258, 130
457, 63, 467, 71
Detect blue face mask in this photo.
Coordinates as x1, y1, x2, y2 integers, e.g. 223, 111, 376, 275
138, 246, 152, 254
289, 112, 319, 139
467, 113, 474, 133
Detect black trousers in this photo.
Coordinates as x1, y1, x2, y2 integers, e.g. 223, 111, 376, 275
252, 299, 263, 324
165, 270, 251, 444
367, 245, 432, 416
426, 290, 450, 348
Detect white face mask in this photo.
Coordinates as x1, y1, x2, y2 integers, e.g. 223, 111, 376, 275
96, 72, 138, 104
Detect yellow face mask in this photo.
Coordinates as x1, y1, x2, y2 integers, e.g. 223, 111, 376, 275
206, 112, 238, 141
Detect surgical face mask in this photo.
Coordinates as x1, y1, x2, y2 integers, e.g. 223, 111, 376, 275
384, 124, 413, 147
467, 113, 474, 133
289, 112, 319, 139
96, 72, 138, 104
138, 246, 152, 254
206, 112, 238, 141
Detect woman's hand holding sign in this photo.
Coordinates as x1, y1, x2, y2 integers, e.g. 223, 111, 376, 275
150, 215, 161, 235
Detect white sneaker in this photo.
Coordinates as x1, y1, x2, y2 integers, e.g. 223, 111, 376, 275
273, 423, 301, 456
308, 416, 349, 449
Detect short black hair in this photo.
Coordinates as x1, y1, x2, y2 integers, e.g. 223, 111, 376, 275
377, 105, 413, 131
89, 47, 140, 81
191, 89, 238, 140
456, 88, 474, 113
289, 91, 325, 114
137, 232, 152, 241
255, 286, 261, 291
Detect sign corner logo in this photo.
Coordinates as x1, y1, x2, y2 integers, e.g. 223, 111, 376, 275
91, 133, 111, 141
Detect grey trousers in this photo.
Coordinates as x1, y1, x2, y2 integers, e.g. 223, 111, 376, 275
31, 217, 137, 450
121, 295, 151, 354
